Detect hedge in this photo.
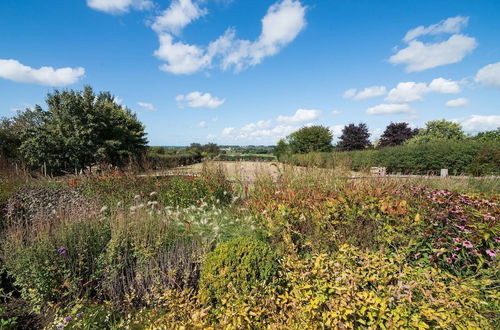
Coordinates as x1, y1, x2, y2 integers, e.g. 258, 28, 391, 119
286, 139, 500, 176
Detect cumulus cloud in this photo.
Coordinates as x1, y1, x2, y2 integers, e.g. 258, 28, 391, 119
277, 108, 321, 124
446, 97, 469, 108
475, 62, 500, 89
403, 16, 469, 42
153, 0, 307, 74
221, 127, 235, 136
329, 125, 344, 138
155, 34, 211, 74
241, 120, 272, 132
176, 91, 225, 108
343, 86, 387, 100
0, 59, 85, 86
137, 102, 156, 111
453, 115, 500, 132
198, 121, 208, 128
87, 0, 152, 14
390, 16, 477, 72
366, 103, 411, 115
385, 78, 461, 103
152, 0, 207, 35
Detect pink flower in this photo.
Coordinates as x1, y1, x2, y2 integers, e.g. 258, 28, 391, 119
452, 237, 461, 243
446, 257, 453, 264
453, 246, 460, 251
486, 250, 497, 258
428, 255, 435, 261
451, 253, 458, 259
494, 237, 500, 243
462, 240, 473, 249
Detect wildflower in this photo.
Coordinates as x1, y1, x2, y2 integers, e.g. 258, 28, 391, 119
486, 250, 497, 258
428, 255, 435, 261
57, 247, 67, 255
57, 325, 65, 329
462, 240, 473, 249
495, 237, 500, 243
64, 316, 72, 323
451, 253, 458, 259
100, 206, 108, 213
446, 257, 453, 264
421, 232, 429, 237
150, 191, 157, 197
453, 246, 460, 251
452, 237, 461, 243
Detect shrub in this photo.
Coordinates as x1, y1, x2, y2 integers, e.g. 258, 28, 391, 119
1, 217, 110, 312
199, 236, 279, 306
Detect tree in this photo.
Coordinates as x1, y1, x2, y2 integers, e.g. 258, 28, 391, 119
287, 126, 333, 154
379, 122, 418, 148
274, 138, 290, 160
473, 128, 500, 142
15, 86, 148, 173
336, 123, 371, 151
408, 119, 465, 144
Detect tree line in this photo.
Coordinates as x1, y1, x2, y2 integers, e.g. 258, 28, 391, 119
274, 121, 499, 159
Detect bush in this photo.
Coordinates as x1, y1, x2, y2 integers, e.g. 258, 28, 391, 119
1, 217, 110, 312
199, 236, 279, 306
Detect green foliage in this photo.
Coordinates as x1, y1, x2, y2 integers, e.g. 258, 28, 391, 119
288, 139, 500, 175
216, 153, 276, 162
12, 86, 147, 173
199, 236, 279, 306
1, 217, 110, 311
274, 138, 290, 160
337, 122, 371, 151
287, 125, 333, 154
409, 119, 465, 144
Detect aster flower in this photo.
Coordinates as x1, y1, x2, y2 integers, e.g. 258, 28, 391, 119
462, 240, 473, 249
57, 247, 67, 255
64, 316, 72, 323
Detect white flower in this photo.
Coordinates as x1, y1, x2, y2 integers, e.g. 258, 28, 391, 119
100, 206, 108, 213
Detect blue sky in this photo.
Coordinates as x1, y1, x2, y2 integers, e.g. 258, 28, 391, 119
1, 0, 499, 146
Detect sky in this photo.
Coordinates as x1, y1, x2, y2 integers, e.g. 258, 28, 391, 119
1, 0, 499, 146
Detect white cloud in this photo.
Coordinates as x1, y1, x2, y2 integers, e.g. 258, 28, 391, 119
453, 115, 500, 132
198, 121, 208, 128
114, 97, 123, 105
385, 82, 428, 103
241, 120, 272, 132
404, 16, 469, 42
277, 108, 321, 124
155, 34, 211, 74
154, 0, 306, 74
342, 88, 356, 99
446, 97, 469, 108
87, 0, 152, 14
211, 116, 218, 122
137, 102, 155, 111
176, 91, 225, 108
366, 103, 411, 115
390, 35, 477, 72
222, 127, 235, 136
152, 0, 207, 35
331, 110, 342, 115
330, 125, 344, 138
207, 134, 217, 140
390, 16, 476, 72
475, 62, 500, 89
386, 78, 461, 103
344, 86, 387, 100
428, 77, 461, 93
0, 59, 85, 86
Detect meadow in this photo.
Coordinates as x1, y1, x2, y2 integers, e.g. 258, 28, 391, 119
0, 162, 498, 329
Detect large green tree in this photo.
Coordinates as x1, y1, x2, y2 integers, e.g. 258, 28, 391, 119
336, 123, 371, 151
15, 86, 147, 173
409, 119, 465, 144
287, 126, 333, 154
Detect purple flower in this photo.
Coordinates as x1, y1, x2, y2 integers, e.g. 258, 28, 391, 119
57, 325, 65, 329
76, 312, 83, 318
486, 250, 497, 258
64, 316, 72, 323
57, 247, 67, 255
462, 240, 473, 249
